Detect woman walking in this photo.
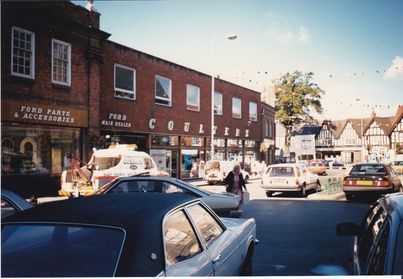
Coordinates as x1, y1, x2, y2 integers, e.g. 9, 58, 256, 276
224, 164, 247, 203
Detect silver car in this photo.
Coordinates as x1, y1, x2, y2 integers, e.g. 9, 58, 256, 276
96, 176, 242, 217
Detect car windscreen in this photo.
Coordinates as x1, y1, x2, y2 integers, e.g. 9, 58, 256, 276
204, 161, 220, 172
350, 164, 387, 176
93, 156, 121, 170
1, 224, 125, 277
269, 167, 295, 177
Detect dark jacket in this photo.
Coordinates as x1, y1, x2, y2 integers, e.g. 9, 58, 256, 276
224, 171, 246, 192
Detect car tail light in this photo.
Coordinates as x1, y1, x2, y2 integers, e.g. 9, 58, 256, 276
373, 180, 390, 187
343, 179, 355, 186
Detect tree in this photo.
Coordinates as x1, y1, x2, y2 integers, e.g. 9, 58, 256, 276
274, 71, 324, 156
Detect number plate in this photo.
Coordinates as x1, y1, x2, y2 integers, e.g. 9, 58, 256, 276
356, 180, 373, 186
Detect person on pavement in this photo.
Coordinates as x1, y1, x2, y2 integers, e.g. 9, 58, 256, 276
225, 164, 247, 203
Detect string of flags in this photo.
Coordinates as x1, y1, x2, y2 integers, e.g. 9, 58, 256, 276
228, 65, 403, 85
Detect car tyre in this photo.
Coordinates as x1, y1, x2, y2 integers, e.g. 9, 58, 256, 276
240, 244, 254, 276
315, 181, 321, 192
300, 184, 307, 197
345, 192, 354, 201
266, 191, 273, 197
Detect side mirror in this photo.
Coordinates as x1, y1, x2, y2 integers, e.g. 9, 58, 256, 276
336, 223, 359, 236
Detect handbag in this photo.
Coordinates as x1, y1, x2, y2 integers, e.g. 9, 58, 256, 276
243, 191, 250, 205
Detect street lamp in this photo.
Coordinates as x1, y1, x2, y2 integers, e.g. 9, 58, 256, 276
210, 34, 238, 160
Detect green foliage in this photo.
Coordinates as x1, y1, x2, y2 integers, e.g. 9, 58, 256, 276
274, 71, 324, 153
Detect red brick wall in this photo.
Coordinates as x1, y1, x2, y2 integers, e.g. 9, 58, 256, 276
101, 41, 262, 141
1, 1, 92, 107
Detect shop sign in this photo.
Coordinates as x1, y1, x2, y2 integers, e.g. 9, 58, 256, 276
2, 99, 88, 127
147, 118, 252, 139
101, 113, 131, 128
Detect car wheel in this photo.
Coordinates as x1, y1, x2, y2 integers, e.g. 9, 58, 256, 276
266, 191, 273, 197
240, 244, 254, 276
345, 192, 354, 201
315, 181, 321, 192
207, 181, 213, 185
300, 184, 307, 197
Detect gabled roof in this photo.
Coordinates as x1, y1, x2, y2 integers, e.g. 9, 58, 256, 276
328, 119, 348, 139
389, 105, 403, 135
350, 117, 372, 137
363, 113, 395, 135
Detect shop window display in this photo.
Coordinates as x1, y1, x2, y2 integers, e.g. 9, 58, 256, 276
1, 125, 80, 176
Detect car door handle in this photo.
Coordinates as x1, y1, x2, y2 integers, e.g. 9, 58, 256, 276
213, 254, 221, 263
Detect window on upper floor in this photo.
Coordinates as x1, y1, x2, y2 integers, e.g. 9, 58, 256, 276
114, 64, 136, 100
249, 102, 257, 122
186, 84, 200, 111
52, 39, 71, 86
232, 97, 242, 119
11, 27, 35, 79
155, 75, 172, 106
214, 91, 223, 115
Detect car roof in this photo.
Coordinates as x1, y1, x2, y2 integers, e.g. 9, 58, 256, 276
382, 192, 403, 221
1, 189, 32, 211
3, 193, 199, 276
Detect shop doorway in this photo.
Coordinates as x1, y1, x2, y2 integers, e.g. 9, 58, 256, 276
168, 150, 179, 178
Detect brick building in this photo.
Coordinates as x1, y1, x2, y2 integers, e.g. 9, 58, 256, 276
1, 1, 271, 196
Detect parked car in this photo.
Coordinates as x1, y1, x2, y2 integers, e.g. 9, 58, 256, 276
342, 163, 402, 200
325, 160, 345, 169
95, 176, 242, 217
308, 160, 327, 176
1, 189, 32, 220
261, 163, 321, 197
204, 160, 249, 185
2, 193, 258, 277
390, 160, 403, 175
336, 192, 403, 275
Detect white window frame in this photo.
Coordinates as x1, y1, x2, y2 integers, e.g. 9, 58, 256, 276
114, 63, 136, 100
249, 102, 257, 122
155, 75, 172, 107
186, 84, 200, 112
214, 91, 223, 116
11, 26, 35, 79
51, 39, 71, 86
232, 97, 242, 119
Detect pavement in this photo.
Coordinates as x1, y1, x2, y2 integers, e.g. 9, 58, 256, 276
189, 177, 346, 201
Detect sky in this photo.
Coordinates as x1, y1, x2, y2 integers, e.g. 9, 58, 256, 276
75, 0, 403, 120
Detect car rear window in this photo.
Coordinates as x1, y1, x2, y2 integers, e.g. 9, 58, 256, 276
269, 167, 295, 177
350, 164, 387, 175
1, 224, 125, 277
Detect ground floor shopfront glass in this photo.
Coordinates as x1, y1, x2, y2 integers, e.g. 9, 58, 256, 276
181, 137, 205, 179
1, 124, 81, 196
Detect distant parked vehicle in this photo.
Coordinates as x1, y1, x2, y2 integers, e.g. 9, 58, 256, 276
261, 163, 321, 197
390, 161, 403, 175
337, 192, 403, 275
204, 160, 249, 185
308, 160, 327, 176
342, 163, 402, 200
1, 189, 33, 220
2, 193, 258, 277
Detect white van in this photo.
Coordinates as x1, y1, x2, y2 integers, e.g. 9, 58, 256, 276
59, 144, 167, 197
204, 160, 249, 185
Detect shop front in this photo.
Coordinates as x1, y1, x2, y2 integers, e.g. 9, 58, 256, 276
1, 99, 88, 197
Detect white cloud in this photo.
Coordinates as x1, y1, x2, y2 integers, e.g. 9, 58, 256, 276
298, 25, 310, 43
264, 12, 310, 45
384, 56, 403, 80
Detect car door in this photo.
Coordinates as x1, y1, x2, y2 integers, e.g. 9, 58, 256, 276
186, 203, 243, 276
163, 208, 213, 276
